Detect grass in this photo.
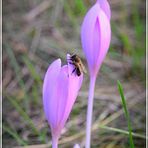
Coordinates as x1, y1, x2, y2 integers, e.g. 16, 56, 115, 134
4, 45, 46, 143
5, 95, 40, 135
99, 125, 145, 139
110, 0, 145, 82
117, 81, 135, 148
3, 125, 27, 146
22, 55, 42, 86
5, 45, 29, 111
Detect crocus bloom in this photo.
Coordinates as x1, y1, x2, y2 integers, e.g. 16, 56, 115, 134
43, 55, 83, 148
81, 0, 111, 148
81, 0, 111, 78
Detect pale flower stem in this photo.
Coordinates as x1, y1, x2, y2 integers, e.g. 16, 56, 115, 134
52, 137, 58, 148
85, 76, 96, 148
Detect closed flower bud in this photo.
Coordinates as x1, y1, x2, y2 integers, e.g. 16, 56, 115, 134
81, 0, 111, 77
81, 1, 111, 147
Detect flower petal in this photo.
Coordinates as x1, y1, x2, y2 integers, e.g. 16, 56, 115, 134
92, 17, 101, 74
60, 54, 83, 125
55, 65, 69, 128
42, 59, 61, 127
97, 0, 111, 20
92, 8, 111, 75
81, 3, 101, 75
96, 9, 111, 69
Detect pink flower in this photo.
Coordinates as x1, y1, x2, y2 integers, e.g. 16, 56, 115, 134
81, 0, 111, 77
42, 55, 83, 148
80, 0, 111, 147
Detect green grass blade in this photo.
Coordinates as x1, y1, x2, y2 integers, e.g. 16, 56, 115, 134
5, 45, 29, 111
5, 95, 46, 143
5, 95, 39, 135
5, 45, 26, 91
22, 56, 42, 85
99, 125, 146, 139
132, 0, 144, 39
117, 81, 135, 148
73, 0, 87, 16
3, 125, 27, 146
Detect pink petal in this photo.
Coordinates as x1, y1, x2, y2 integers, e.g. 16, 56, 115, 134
81, 3, 101, 74
60, 54, 83, 125
42, 59, 61, 127
96, 9, 111, 68
92, 17, 101, 74
97, 0, 111, 20
55, 65, 69, 129
92, 9, 111, 75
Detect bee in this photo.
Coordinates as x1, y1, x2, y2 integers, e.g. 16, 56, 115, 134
68, 54, 87, 76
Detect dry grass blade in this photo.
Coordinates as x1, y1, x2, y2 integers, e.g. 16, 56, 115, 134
24, 0, 52, 21
15, 92, 145, 148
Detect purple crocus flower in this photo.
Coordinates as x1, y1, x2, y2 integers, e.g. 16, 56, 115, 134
81, 0, 111, 147
81, 0, 111, 78
43, 54, 83, 148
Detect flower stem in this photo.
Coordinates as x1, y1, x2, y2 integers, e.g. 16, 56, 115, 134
85, 76, 96, 148
52, 137, 58, 148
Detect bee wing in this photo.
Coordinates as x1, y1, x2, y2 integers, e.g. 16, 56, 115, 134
80, 63, 87, 73
82, 66, 87, 73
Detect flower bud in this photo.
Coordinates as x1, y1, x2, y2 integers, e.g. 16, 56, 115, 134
81, 0, 111, 77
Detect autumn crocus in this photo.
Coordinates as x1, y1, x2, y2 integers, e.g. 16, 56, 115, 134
43, 54, 83, 148
81, 0, 111, 147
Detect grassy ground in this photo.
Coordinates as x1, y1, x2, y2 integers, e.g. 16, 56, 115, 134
3, 0, 146, 147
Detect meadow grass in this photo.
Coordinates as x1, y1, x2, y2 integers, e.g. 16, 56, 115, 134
118, 81, 135, 148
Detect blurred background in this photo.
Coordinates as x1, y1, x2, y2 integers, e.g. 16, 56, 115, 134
2, 0, 146, 147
